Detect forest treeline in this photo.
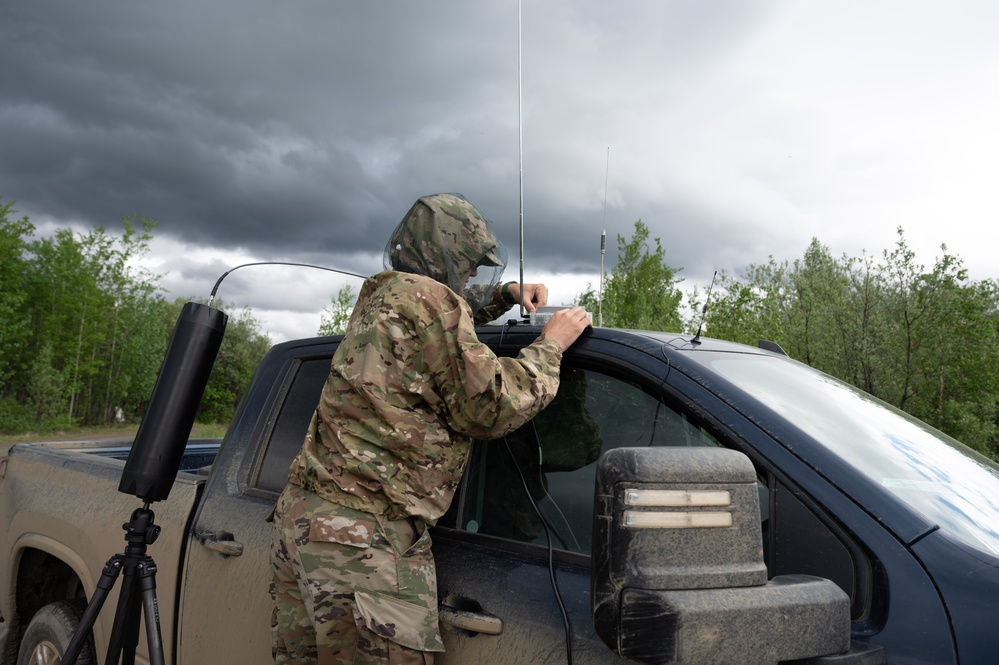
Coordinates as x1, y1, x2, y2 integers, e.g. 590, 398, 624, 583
0, 200, 271, 434
578, 221, 999, 459
4, 196, 998, 461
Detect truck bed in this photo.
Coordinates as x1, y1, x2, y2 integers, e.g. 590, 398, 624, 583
0, 439, 218, 663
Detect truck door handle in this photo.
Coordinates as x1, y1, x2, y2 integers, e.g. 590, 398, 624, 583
438, 603, 503, 635
196, 530, 244, 557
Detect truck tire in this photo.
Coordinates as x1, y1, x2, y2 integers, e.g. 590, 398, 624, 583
16, 599, 94, 665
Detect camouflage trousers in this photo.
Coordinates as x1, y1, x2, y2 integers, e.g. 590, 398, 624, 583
270, 484, 444, 665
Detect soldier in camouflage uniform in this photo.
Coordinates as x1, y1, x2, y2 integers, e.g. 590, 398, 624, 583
271, 193, 591, 664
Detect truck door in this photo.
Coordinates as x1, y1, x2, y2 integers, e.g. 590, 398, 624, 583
432, 364, 724, 664
177, 352, 333, 664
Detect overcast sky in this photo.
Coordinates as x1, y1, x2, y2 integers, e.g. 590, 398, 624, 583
3, 1, 998, 342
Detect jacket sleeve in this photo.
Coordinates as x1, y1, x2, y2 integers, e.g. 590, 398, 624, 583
472, 283, 514, 325
421, 296, 562, 440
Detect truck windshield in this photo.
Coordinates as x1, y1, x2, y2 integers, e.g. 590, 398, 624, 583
708, 353, 999, 558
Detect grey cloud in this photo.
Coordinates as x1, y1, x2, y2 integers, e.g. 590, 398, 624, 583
2, 0, 996, 342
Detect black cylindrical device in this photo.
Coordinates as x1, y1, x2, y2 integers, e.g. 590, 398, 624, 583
118, 302, 228, 502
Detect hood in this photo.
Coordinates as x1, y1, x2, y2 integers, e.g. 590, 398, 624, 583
384, 193, 508, 312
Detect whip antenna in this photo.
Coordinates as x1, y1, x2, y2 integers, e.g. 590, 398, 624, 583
517, 0, 526, 317
692, 270, 718, 344
599, 147, 609, 327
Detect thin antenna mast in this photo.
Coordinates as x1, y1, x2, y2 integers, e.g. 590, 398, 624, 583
517, 0, 525, 317
599, 146, 609, 327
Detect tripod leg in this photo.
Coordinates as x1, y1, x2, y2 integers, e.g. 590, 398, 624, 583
138, 558, 166, 665
106, 561, 142, 665
62, 556, 123, 665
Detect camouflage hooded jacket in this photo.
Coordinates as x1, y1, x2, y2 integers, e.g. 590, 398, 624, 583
287, 195, 564, 523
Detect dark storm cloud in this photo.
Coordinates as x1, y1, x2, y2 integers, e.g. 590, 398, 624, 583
0, 2, 531, 252
3, 0, 996, 342
0, 0, 780, 280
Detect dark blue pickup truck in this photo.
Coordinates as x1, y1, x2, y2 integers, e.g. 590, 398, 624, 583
4, 325, 999, 664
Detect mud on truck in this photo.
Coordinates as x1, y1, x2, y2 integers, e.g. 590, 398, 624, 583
3, 321, 999, 663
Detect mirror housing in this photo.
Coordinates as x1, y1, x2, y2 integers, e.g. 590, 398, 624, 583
592, 447, 851, 665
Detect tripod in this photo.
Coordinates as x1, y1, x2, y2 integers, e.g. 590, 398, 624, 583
63, 505, 166, 665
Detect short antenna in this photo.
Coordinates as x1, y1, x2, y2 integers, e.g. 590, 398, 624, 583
692, 270, 718, 344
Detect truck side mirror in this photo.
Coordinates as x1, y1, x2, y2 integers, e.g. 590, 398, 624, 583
592, 447, 851, 665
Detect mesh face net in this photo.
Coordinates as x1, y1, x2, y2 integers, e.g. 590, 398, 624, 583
384, 193, 508, 313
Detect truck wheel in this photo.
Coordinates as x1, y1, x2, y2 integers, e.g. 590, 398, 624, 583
16, 599, 94, 665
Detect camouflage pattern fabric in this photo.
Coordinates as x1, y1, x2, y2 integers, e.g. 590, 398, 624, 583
385, 193, 506, 292
272, 484, 439, 664
385, 193, 508, 314
274, 193, 565, 662
288, 270, 562, 523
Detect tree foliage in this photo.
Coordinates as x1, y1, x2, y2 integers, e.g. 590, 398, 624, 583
0, 200, 34, 392
195, 299, 272, 423
577, 221, 999, 457
317, 285, 357, 336
0, 200, 272, 433
576, 220, 684, 331
6, 195, 999, 458
695, 229, 999, 456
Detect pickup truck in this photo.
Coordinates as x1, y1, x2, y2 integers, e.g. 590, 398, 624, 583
2, 323, 999, 664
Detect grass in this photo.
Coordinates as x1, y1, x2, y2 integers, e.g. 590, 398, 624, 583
0, 422, 229, 446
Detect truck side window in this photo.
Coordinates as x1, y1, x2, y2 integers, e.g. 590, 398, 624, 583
773, 479, 870, 620
254, 357, 332, 494
458, 367, 720, 555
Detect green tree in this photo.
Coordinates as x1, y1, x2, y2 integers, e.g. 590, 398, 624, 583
692, 260, 794, 347
195, 300, 272, 424
689, 270, 764, 344
574, 284, 599, 318
917, 276, 999, 454
693, 241, 855, 365
692, 228, 999, 456
875, 236, 999, 454
785, 240, 851, 373
578, 220, 683, 331
27, 342, 67, 428
0, 211, 168, 431
879, 228, 932, 410
23, 219, 164, 425
318, 285, 356, 336
112, 293, 175, 426
92, 217, 163, 424
0, 200, 281, 434
0, 199, 35, 394
24, 226, 106, 422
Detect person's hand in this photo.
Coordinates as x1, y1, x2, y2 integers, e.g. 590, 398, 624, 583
539, 306, 591, 351
506, 282, 548, 313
